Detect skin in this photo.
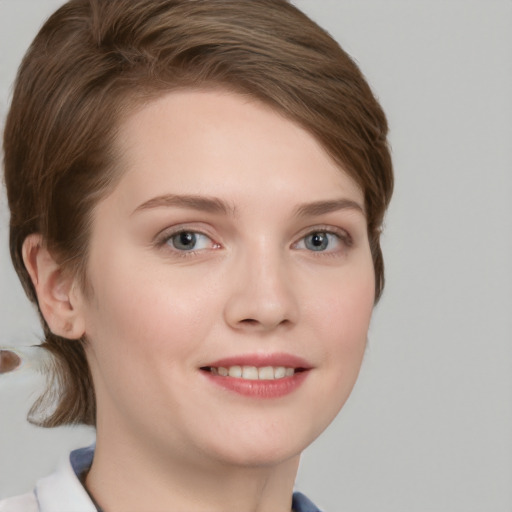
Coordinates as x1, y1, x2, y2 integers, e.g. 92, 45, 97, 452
25, 90, 375, 512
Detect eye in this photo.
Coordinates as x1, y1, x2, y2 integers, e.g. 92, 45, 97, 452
295, 230, 348, 253
166, 231, 216, 251
304, 232, 331, 251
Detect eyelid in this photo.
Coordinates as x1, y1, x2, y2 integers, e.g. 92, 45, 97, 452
294, 225, 352, 244
153, 224, 220, 251
292, 225, 353, 252
152, 223, 353, 255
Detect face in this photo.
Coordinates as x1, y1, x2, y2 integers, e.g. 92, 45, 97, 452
78, 89, 375, 470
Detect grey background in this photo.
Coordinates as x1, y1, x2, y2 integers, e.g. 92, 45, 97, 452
1, 1, 511, 510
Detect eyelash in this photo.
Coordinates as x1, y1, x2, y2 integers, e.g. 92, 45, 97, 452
155, 227, 220, 258
293, 226, 353, 255
155, 225, 353, 257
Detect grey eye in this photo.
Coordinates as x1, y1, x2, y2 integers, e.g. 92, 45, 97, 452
166, 231, 214, 251
304, 232, 330, 251
170, 232, 197, 250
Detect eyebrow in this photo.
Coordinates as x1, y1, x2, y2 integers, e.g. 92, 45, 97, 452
294, 198, 365, 217
133, 194, 364, 218
133, 194, 236, 216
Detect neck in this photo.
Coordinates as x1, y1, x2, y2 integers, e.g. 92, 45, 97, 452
86, 429, 300, 512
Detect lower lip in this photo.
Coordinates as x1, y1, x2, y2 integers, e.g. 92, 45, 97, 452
201, 370, 310, 399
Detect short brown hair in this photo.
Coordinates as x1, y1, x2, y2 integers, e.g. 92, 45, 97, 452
3, 0, 393, 427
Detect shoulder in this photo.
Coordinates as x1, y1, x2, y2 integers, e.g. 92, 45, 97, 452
0, 445, 96, 512
33, 445, 96, 512
292, 491, 324, 512
0, 492, 38, 512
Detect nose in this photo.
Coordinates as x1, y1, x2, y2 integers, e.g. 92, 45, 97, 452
223, 246, 300, 332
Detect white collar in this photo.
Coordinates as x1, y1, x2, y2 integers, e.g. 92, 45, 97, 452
35, 450, 96, 512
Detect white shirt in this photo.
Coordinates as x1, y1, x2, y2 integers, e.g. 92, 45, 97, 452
0, 446, 96, 512
0, 445, 321, 512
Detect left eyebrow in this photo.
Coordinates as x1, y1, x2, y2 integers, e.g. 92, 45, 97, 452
132, 193, 236, 216
294, 198, 365, 217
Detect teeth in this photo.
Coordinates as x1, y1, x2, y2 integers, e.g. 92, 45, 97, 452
211, 365, 296, 380
274, 366, 286, 379
228, 365, 242, 378
258, 366, 274, 380
242, 366, 259, 379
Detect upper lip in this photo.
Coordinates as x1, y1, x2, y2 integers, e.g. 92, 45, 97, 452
202, 352, 312, 370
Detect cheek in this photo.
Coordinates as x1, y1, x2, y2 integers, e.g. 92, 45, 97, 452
83, 257, 220, 370
309, 260, 375, 341
81, 269, 211, 423
290, 265, 374, 442
307, 263, 375, 383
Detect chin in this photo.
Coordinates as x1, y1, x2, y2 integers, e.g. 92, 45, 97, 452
201, 423, 318, 469
217, 444, 302, 469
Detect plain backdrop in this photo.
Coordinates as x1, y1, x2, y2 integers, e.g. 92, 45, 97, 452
1, 1, 511, 511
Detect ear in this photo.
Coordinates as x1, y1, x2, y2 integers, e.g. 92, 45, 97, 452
22, 234, 86, 339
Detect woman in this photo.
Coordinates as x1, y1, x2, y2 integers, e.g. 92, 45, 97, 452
0, 0, 393, 510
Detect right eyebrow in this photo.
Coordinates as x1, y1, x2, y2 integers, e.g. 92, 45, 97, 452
132, 193, 237, 217
294, 198, 365, 218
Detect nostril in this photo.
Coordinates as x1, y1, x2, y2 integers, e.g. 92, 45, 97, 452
240, 318, 258, 325
0, 350, 22, 374
237, 317, 292, 330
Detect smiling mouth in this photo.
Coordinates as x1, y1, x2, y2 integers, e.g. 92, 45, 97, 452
200, 366, 307, 381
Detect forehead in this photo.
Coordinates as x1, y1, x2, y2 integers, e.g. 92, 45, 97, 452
110, 89, 364, 210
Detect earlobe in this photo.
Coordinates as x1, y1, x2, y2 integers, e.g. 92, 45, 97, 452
22, 234, 85, 339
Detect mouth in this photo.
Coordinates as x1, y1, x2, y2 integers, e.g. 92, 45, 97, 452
200, 365, 308, 380
199, 353, 311, 398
